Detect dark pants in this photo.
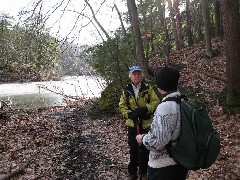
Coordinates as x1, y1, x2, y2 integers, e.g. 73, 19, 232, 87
127, 126, 149, 175
148, 164, 188, 180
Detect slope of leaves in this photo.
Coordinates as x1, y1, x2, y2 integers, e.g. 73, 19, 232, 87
149, 37, 239, 179
0, 37, 239, 180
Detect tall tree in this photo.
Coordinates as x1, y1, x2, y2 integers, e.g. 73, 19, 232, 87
156, 0, 170, 64
214, 0, 223, 37
127, 0, 150, 79
195, 3, 204, 43
167, 0, 180, 50
186, 0, 194, 46
139, 0, 150, 59
202, 0, 213, 57
221, 0, 240, 104
173, 0, 183, 48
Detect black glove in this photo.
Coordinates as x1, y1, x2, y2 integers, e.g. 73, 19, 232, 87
134, 106, 148, 118
141, 113, 152, 120
128, 111, 138, 121
128, 106, 148, 121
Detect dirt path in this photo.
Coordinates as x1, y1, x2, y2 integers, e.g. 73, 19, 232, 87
0, 98, 239, 180
0, 100, 128, 180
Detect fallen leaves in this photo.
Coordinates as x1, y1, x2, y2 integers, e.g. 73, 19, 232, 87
0, 37, 239, 179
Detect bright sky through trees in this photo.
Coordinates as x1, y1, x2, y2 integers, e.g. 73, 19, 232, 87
0, 0, 128, 45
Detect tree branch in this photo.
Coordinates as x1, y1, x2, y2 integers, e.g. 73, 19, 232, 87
0, 157, 34, 180
84, 0, 111, 40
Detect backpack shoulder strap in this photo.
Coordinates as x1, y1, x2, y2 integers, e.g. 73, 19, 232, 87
164, 94, 186, 157
124, 89, 131, 109
143, 83, 151, 104
124, 83, 135, 109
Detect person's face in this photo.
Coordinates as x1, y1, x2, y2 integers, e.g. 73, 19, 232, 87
158, 88, 167, 95
130, 71, 142, 86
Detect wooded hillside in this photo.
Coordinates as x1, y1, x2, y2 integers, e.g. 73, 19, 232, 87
1, 0, 240, 179
0, 37, 239, 180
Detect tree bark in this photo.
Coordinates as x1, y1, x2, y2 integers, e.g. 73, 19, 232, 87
139, 0, 150, 59
127, 0, 150, 79
186, 0, 194, 46
173, 0, 183, 49
196, 5, 204, 43
162, 0, 170, 65
126, 0, 137, 62
202, 0, 213, 57
214, 0, 223, 37
167, 0, 180, 50
156, 0, 170, 64
221, 0, 240, 104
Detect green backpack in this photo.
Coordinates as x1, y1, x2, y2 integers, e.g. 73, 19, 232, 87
164, 95, 221, 170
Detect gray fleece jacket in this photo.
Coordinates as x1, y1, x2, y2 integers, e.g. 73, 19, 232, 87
142, 92, 181, 168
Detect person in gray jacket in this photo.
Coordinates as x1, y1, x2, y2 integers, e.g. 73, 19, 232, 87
136, 66, 188, 180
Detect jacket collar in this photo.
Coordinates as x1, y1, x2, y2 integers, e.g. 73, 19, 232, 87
162, 91, 181, 101
126, 81, 148, 96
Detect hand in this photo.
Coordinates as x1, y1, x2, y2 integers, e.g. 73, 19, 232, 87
128, 106, 148, 120
128, 111, 138, 121
134, 106, 148, 117
136, 134, 143, 144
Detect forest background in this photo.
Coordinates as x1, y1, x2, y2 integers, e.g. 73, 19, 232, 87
1, 0, 240, 108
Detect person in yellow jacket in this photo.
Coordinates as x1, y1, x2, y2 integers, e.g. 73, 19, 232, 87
119, 66, 160, 180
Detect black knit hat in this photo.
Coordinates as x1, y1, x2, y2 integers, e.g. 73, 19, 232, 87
155, 66, 180, 91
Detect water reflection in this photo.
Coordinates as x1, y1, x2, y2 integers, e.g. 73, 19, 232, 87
0, 76, 106, 109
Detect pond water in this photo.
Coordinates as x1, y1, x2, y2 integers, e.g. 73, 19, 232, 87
0, 76, 106, 109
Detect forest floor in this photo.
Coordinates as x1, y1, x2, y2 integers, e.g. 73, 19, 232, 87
0, 37, 239, 180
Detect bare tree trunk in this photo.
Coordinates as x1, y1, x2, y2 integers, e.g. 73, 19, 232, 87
197, 5, 204, 43
149, 4, 155, 57
139, 0, 149, 59
157, 0, 170, 65
221, 0, 240, 104
202, 0, 213, 57
159, 0, 170, 65
214, 0, 223, 37
127, 0, 150, 79
164, 27, 171, 66
186, 0, 194, 46
167, 0, 180, 50
127, 1, 137, 62
173, 0, 183, 48
156, 0, 164, 28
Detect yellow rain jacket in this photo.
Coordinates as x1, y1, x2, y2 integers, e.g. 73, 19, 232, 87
119, 82, 160, 129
